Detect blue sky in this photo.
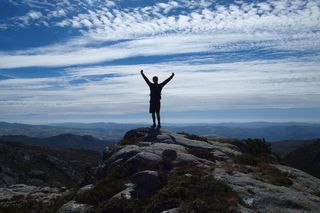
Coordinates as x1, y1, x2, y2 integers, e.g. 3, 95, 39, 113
0, 0, 320, 124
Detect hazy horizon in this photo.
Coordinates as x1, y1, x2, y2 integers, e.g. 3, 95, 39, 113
2, 108, 320, 126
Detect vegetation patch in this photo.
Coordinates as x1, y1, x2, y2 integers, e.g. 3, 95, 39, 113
233, 139, 292, 187
258, 164, 293, 187
234, 154, 258, 166
83, 161, 230, 213
243, 138, 271, 156
234, 138, 276, 167
144, 175, 240, 213
75, 165, 133, 205
178, 132, 208, 142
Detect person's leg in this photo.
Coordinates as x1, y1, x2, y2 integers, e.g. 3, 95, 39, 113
150, 101, 156, 128
156, 101, 161, 128
152, 113, 156, 128
156, 111, 161, 128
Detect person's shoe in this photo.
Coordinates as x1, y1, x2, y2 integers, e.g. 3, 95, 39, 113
157, 124, 161, 129
151, 124, 156, 128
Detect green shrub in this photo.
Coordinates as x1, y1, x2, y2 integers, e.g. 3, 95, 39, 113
75, 165, 132, 205
144, 175, 240, 213
75, 177, 127, 205
178, 132, 208, 142
243, 138, 271, 156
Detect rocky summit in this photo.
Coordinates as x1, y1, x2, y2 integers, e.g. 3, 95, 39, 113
77, 128, 320, 212
1, 128, 320, 212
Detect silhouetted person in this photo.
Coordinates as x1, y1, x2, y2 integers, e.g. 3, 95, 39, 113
141, 70, 174, 128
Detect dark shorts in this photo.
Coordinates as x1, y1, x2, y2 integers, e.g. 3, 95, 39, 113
149, 100, 160, 113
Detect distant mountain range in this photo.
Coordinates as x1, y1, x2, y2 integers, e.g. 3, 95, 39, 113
0, 121, 123, 141
169, 123, 320, 141
47, 122, 141, 130
1, 121, 320, 141
0, 134, 112, 152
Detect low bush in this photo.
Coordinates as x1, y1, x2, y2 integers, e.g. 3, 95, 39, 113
75, 165, 132, 205
144, 175, 240, 213
258, 164, 293, 187
243, 138, 271, 156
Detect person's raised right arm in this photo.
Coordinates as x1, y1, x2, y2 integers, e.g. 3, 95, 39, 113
161, 72, 174, 86
141, 70, 151, 86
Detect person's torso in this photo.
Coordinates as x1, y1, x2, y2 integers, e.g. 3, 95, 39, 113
149, 84, 163, 100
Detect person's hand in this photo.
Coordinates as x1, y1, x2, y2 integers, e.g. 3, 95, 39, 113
140, 70, 143, 74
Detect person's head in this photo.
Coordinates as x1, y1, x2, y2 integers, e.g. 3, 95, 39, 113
153, 76, 158, 84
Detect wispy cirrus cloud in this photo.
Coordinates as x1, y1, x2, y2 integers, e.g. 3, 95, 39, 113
0, 0, 319, 69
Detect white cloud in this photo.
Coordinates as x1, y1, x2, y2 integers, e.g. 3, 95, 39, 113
80, 19, 93, 28
1, 58, 320, 118
27, 10, 42, 19
51, 9, 66, 17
